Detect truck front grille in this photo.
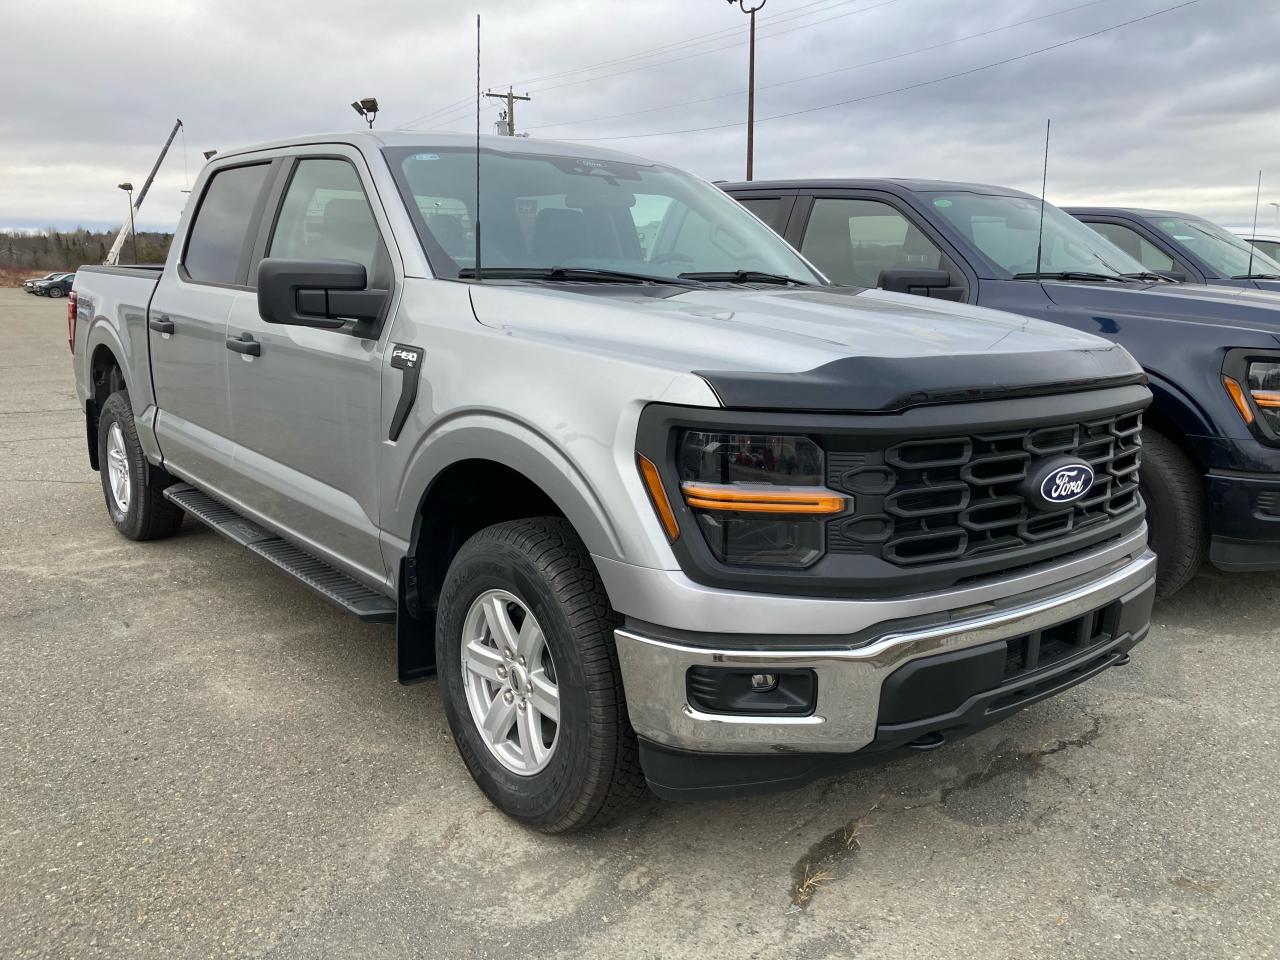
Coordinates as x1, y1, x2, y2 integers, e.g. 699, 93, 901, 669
828, 411, 1143, 567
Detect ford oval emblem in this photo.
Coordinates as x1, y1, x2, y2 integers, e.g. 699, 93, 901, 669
1039, 463, 1094, 506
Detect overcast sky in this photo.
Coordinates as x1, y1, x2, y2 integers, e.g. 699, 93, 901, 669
3, 0, 1277, 233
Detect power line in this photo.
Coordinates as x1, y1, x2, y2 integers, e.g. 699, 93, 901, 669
528, 0, 1113, 131
508, 0, 863, 88
525, 0, 908, 97
400, 0, 859, 130
570, 0, 1204, 142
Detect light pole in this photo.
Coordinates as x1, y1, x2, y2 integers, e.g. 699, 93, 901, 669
726, 0, 767, 181
117, 183, 137, 264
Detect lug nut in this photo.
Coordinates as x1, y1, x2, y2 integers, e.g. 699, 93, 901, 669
502, 690, 514, 705
504, 647, 514, 660
497, 665, 508, 679
517, 700, 527, 712
517, 655, 526, 667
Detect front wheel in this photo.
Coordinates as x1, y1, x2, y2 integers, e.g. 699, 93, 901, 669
46, 286, 64, 299
1139, 428, 1207, 598
436, 517, 646, 832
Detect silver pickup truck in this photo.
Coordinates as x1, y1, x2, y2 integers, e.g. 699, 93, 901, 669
70, 131, 1156, 831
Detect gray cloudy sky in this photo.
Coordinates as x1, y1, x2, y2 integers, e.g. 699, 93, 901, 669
3, 0, 1277, 232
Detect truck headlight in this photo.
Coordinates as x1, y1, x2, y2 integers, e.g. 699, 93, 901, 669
1223, 352, 1280, 441
1248, 360, 1280, 432
673, 431, 846, 568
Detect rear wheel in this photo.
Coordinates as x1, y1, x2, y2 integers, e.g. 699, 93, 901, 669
436, 517, 646, 832
1139, 428, 1207, 598
96, 391, 185, 541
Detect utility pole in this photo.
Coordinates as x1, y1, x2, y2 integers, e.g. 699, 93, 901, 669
726, 0, 767, 181
483, 87, 531, 136
105, 118, 182, 265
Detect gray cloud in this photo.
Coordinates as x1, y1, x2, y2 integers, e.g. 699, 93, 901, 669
3, 0, 1277, 231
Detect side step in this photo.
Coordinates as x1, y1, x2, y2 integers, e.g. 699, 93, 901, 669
164, 483, 397, 623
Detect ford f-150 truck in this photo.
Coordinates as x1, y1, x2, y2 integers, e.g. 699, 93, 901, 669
1066, 206, 1280, 292
725, 179, 1280, 597
72, 133, 1155, 832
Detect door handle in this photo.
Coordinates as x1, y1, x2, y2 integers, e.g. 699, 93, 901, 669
225, 333, 261, 357
149, 316, 174, 334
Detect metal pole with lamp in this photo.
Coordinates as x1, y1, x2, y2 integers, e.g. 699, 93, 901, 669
726, 0, 767, 181
118, 183, 138, 264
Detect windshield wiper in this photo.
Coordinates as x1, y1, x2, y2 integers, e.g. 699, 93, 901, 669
677, 269, 812, 286
1012, 270, 1134, 283
1231, 273, 1280, 280
1122, 271, 1179, 283
457, 266, 698, 285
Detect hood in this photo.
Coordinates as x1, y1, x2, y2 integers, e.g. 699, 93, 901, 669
1040, 279, 1280, 344
469, 282, 1145, 412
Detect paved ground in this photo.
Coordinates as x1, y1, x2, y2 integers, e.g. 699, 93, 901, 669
1, 286, 1277, 959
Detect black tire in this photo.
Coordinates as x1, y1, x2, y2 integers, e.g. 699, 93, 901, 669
436, 517, 646, 832
97, 390, 185, 541
1140, 428, 1207, 598
46, 286, 64, 299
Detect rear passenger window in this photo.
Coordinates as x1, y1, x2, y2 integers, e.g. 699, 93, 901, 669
268, 159, 383, 279
801, 198, 951, 288
184, 163, 271, 285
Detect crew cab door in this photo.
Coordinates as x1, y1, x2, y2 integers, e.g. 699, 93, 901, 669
222, 150, 394, 588
149, 160, 276, 494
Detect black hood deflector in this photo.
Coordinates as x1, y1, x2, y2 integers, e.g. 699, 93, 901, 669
696, 344, 1146, 413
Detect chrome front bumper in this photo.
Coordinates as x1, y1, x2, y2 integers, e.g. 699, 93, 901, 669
615, 547, 1156, 754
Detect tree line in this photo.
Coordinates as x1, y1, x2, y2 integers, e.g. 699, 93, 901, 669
1, 228, 174, 271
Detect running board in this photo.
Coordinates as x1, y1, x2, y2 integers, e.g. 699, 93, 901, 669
163, 483, 396, 623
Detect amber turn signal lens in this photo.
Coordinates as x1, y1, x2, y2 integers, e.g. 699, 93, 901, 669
1223, 375, 1254, 424
680, 482, 847, 515
637, 454, 680, 542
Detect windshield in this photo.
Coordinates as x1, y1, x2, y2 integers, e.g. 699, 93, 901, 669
920, 191, 1146, 278
384, 145, 822, 284
1150, 215, 1280, 277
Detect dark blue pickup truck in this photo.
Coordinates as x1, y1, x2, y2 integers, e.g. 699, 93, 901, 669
1066, 206, 1280, 293
723, 179, 1280, 596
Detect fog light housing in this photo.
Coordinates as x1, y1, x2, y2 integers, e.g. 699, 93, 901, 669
686, 666, 816, 716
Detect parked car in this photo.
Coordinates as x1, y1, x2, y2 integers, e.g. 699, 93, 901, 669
1066, 207, 1280, 291
34, 272, 75, 298
1228, 227, 1280, 264
724, 178, 1280, 596
23, 272, 62, 294
71, 134, 1155, 830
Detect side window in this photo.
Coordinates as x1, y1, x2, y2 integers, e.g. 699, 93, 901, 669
630, 194, 675, 258
1087, 222, 1176, 271
268, 158, 383, 279
800, 198, 949, 288
737, 197, 785, 234
184, 163, 271, 285
1250, 239, 1280, 261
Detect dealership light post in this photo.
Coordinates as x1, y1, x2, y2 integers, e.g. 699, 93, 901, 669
117, 183, 138, 264
727, 0, 766, 181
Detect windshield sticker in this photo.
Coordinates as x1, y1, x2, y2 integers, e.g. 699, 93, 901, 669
933, 198, 953, 208
409, 153, 441, 161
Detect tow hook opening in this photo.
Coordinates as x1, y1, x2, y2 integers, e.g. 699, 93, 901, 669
906, 730, 946, 751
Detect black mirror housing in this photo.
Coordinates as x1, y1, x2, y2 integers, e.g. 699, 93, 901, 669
878, 268, 953, 297
257, 258, 385, 330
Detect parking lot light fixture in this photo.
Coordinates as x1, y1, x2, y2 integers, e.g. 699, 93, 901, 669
352, 97, 380, 129
117, 182, 138, 264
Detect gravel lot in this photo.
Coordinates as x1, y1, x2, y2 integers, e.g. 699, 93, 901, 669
1, 286, 1277, 959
